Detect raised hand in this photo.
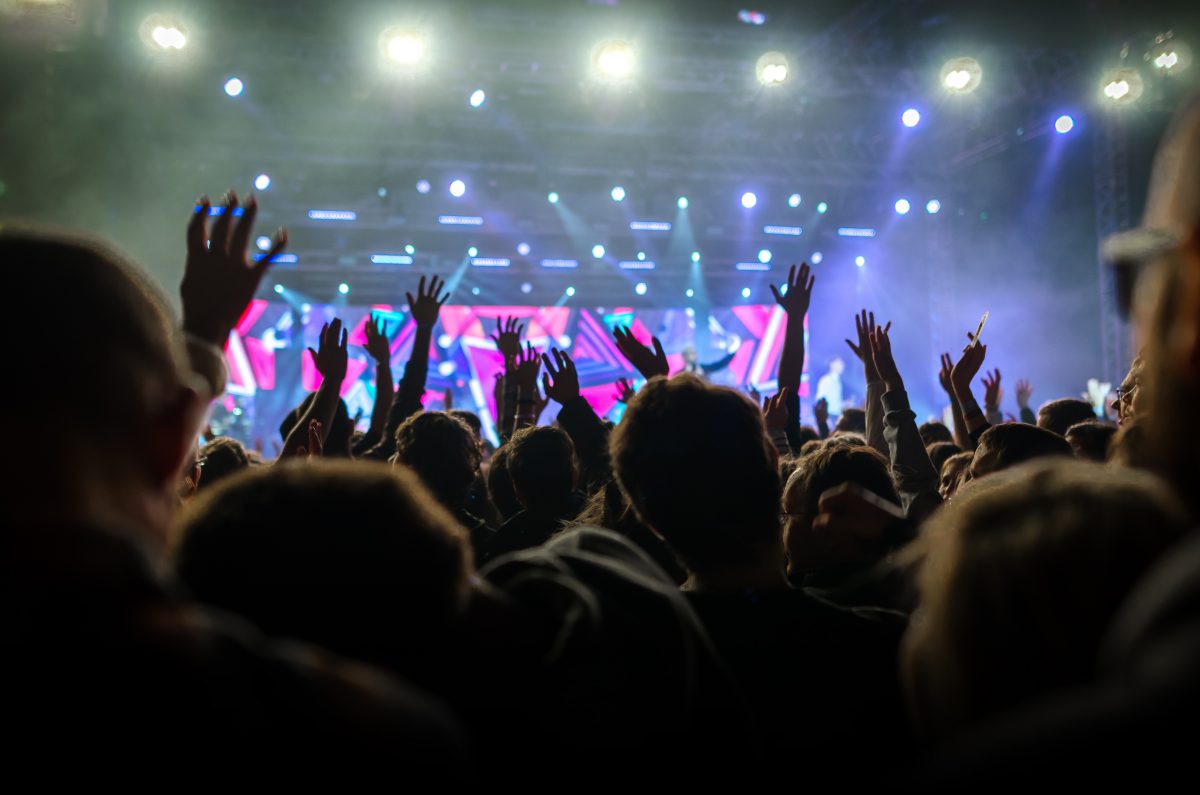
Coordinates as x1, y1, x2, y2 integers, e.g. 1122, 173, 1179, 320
362, 313, 392, 363
490, 316, 525, 360
938, 353, 955, 396
982, 369, 1003, 411
868, 324, 903, 391
763, 388, 790, 431
950, 333, 988, 402
1085, 378, 1112, 414
1016, 378, 1034, 409
846, 310, 890, 381
513, 341, 542, 393
613, 325, 669, 379
182, 191, 287, 347
814, 397, 829, 426
541, 348, 581, 405
770, 262, 816, 317
615, 378, 636, 404
307, 318, 349, 384
406, 275, 450, 330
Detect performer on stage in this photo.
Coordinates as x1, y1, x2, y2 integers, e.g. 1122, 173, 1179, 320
815, 357, 846, 417
682, 337, 741, 379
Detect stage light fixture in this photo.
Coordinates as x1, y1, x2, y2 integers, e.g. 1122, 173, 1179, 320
377, 187, 388, 198
517, 242, 531, 256
338, 282, 350, 294
685, 288, 695, 298
469, 89, 486, 108
738, 10, 767, 25
273, 284, 284, 294
468, 246, 479, 257
741, 287, 752, 299
611, 186, 626, 202
895, 198, 911, 215
521, 282, 533, 294
902, 108, 921, 127
637, 251, 646, 261
926, 199, 941, 214
438, 334, 453, 349
811, 252, 823, 264
592, 244, 606, 259
788, 193, 802, 208
224, 77, 244, 97
1148, 38, 1191, 75
438, 361, 456, 376
1054, 114, 1075, 134
405, 244, 416, 255
548, 191, 560, 204
741, 191, 758, 209
381, 28, 426, 65
471, 287, 481, 296
566, 286, 576, 297
301, 303, 312, 313
691, 251, 701, 263
416, 179, 431, 194
817, 202, 828, 214
256, 236, 271, 251
941, 57, 982, 93
593, 39, 636, 81
1100, 67, 1144, 104
449, 179, 466, 197
142, 16, 187, 51
635, 282, 648, 296
855, 256, 866, 268
677, 196, 688, 209
253, 173, 270, 191
756, 51, 789, 86
758, 248, 772, 264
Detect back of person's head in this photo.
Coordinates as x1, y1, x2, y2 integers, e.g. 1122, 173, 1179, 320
611, 374, 780, 574
280, 394, 353, 457
926, 441, 963, 475
971, 423, 1073, 480
448, 410, 483, 439
1108, 419, 1150, 468
903, 459, 1189, 740
485, 445, 521, 522
1064, 420, 1119, 462
196, 436, 251, 492
393, 411, 481, 512
175, 460, 471, 675
919, 421, 955, 446
506, 425, 578, 510
782, 444, 899, 572
795, 425, 820, 449
1036, 398, 1096, 437
834, 408, 866, 435
940, 451, 974, 500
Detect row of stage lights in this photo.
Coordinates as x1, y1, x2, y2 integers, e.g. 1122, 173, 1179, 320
141, 15, 1190, 107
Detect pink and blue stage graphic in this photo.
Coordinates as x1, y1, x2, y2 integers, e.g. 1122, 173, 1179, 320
215, 299, 808, 448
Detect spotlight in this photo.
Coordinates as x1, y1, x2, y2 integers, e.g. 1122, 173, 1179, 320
438, 334, 453, 349
593, 39, 636, 81
755, 51, 790, 86
1054, 114, 1075, 134
471, 286, 481, 296
926, 199, 941, 214
677, 196, 689, 209
469, 89, 486, 108
788, 193, 802, 208
1100, 67, 1144, 104
635, 282, 648, 296
521, 282, 533, 295
377, 186, 388, 198
817, 202, 828, 214
611, 186, 626, 202
301, 303, 312, 313
741, 287, 752, 299
405, 244, 416, 255
758, 249, 772, 264
811, 252, 823, 264
779, 284, 788, 295
637, 251, 646, 261
438, 361, 456, 376
142, 16, 187, 51
548, 191, 560, 204
338, 282, 350, 295
273, 284, 284, 294
741, 191, 758, 209
895, 199, 911, 215
901, 108, 921, 127
449, 179, 466, 197
254, 173, 270, 191
1148, 38, 1191, 75
855, 256, 865, 268
592, 244, 606, 259
381, 28, 426, 65
416, 179, 431, 194
691, 251, 701, 263
685, 288, 695, 298
941, 57, 983, 93
468, 246, 478, 257
224, 77, 244, 97
256, 236, 272, 251
566, 286, 576, 297
738, 10, 767, 25
517, 242, 531, 256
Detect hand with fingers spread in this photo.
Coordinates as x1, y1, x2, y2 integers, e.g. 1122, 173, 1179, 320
541, 348, 581, 405
308, 318, 349, 385
183, 191, 288, 347
406, 275, 450, 331
615, 378, 636, 404
950, 334, 988, 401
868, 324, 903, 392
982, 369, 1003, 412
771, 262, 815, 317
613, 325, 669, 380
362, 313, 392, 363
938, 353, 956, 396
490, 316, 525, 361
1015, 378, 1034, 409
763, 388, 790, 431
513, 341, 542, 395
846, 310, 889, 382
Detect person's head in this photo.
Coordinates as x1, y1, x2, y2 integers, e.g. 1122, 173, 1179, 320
833, 408, 866, 435
196, 436, 251, 492
506, 426, 579, 512
3, 230, 207, 549
1108, 419, 1150, 468
795, 425, 820, 449
485, 445, 522, 523
280, 394, 354, 457
903, 460, 1189, 740
919, 421, 955, 446
926, 441, 963, 475
782, 444, 900, 573
392, 411, 481, 513
175, 460, 471, 677
1036, 399, 1097, 437
970, 423, 1073, 481
829, 357, 845, 375
1064, 420, 1119, 462
682, 344, 698, 364
939, 452, 974, 500
611, 375, 781, 580
1112, 353, 1145, 425
448, 409, 482, 439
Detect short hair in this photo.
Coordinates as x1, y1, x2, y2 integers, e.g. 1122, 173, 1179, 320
784, 444, 899, 522
175, 460, 470, 673
393, 412, 481, 511
485, 445, 522, 523
448, 410, 482, 438
506, 426, 578, 507
834, 408, 866, 434
939, 451, 974, 499
919, 421, 955, 446
1064, 420, 1119, 462
904, 459, 1189, 739
971, 423, 1073, 479
926, 441, 963, 475
280, 394, 353, 457
1036, 398, 1097, 437
196, 436, 251, 492
611, 375, 780, 573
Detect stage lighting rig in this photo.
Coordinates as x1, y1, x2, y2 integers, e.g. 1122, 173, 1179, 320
141, 15, 187, 51
756, 52, 789, 86
941, 57, 982, 94
380, 28, 426, 66
1100, 67, 1143, 105
592, 39, 636, 81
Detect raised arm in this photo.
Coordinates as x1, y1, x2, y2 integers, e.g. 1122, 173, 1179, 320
543, 348, 612, 492
762, 388, 792, 456
950, 335, 991, 448
613, 326, 669, 381
281, 319, 348, 458
982, 369, 1003, 426
1016, 378, 1036, 424
512, 342, 542, 431
353, 313, 394, 455
771, 263, 814, 453
491, 316, 525, 442
846, 309, 889, 457
939, 353, 972, 450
